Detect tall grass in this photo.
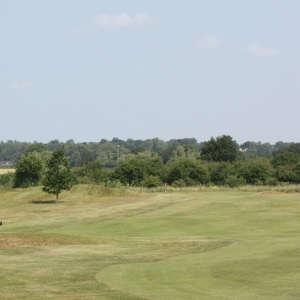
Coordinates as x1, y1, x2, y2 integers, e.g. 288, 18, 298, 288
0, 168, 15, 174
131, 183, 300, 194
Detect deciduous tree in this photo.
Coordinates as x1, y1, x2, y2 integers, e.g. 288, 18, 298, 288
42, 147, 73, 202
201, 135, 238, 163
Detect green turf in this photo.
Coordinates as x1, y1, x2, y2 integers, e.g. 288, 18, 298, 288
0, 185, 300, 299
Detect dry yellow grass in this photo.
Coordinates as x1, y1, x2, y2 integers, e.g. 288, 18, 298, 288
0, 168, 15, 174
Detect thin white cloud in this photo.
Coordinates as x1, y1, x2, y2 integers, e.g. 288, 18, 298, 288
94, 13, 157, 28
10, 82, 35, 90
77, 13, 158, 33
245, 43, 280, 58
195, 36, 220, 50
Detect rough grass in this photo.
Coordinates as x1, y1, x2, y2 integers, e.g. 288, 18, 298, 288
0, 168, 15, 174
1, 185, 300, 299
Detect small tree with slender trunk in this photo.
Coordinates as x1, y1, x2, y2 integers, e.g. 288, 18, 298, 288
42, 147, 73, 203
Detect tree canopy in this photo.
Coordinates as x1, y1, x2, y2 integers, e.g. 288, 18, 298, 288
13, 153, 44, 188
167, 157, 210, 186
42, 147, 73, 202
201, 135, 238, 163
113, 152, 163, 186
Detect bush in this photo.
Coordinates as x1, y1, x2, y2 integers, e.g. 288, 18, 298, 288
172, 179, 186, 188
236, 158, 273, 185
225, 175, 246, 188
13, 154, 44, 188
208, 162, 236, 185
141, 176, 162, 188
72, 161, 110, 184
274, 166, 299, 183
271, 152, 300, 168
104, 180, 124, 188
167, 157, 210, 186
113, 152, 164, 186
0, 172, 14, 187
266, 178, 279, 186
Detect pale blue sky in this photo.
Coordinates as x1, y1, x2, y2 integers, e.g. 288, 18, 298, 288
1, 0, 299, 143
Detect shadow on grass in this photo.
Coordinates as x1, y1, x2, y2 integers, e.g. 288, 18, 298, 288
31, 200, 64, 204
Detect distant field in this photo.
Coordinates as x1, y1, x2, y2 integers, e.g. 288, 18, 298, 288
0, 185, 300, 299
0, 168, 15, 174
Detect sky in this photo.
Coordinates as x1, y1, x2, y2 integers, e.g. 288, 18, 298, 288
1, 0, 300, 144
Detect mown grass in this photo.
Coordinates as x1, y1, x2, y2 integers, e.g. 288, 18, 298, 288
0, 185, 300, 299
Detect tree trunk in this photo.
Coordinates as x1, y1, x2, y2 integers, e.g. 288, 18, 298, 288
56, 194, 59, 203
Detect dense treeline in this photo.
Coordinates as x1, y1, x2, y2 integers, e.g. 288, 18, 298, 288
3, 135, 300, 189
0, 138, 199, 167
0, 137, 292, 167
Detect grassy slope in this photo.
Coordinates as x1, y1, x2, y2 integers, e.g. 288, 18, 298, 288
0, 186, 300, 299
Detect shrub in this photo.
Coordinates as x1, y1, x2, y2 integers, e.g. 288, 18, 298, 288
72, 161, 110, 184
172, 179, 186, 188
274, 166, 298, 183
104, 180, 124, 188
167, 157, 210, 186
0, 172, 14, 187
208, 162, 236, 185
225, 175, 246, 188
13, 154, 44, 188
141, 175, 162, 188
113, 152, 163, 186
271, 152, 300, 168
236, 157, 273, 185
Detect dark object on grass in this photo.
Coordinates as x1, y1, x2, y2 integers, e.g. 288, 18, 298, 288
0, 221, 2, 225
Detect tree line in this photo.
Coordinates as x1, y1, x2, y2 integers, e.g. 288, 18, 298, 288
2, 135, 300, 191
0, 137, 292, 168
